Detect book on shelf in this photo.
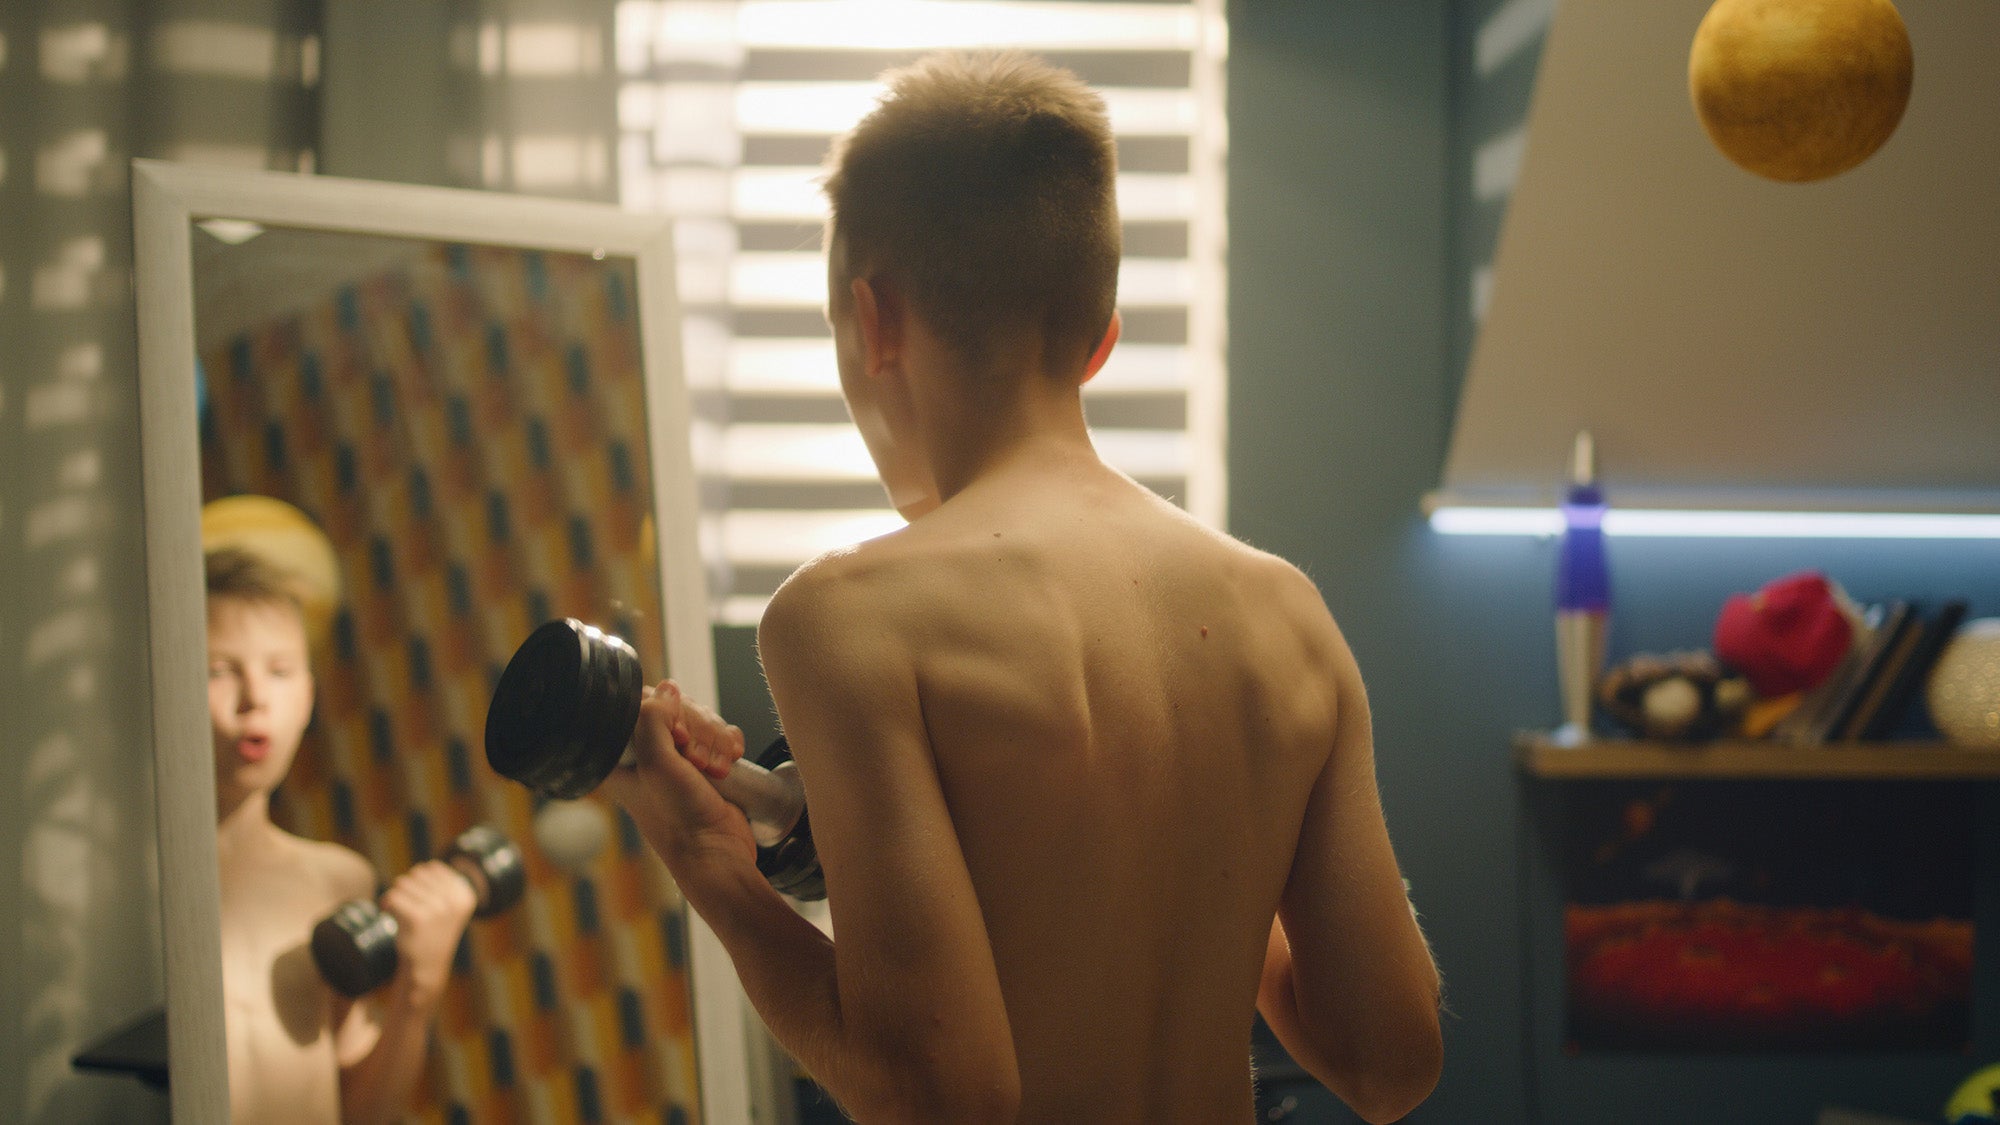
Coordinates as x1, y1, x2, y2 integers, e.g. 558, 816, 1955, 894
1833, 610, 1927, 741
1772, 600, 1909, 746
1811, 600, 1916, 743
1853, 600, 1969, 741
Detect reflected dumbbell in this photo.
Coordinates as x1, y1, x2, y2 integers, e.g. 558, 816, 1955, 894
310, 825, 527, 997
484, 618, 825, 901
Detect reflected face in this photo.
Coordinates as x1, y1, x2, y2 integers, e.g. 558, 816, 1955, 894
207, 597, 315, 799
163, 191, 712, 1116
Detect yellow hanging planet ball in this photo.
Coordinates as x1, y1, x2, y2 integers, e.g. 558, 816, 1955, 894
200, 494, 342, 647
1689, 0, 1913, 182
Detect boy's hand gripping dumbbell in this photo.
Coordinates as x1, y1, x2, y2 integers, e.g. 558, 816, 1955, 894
310, 825, 527, 997
485, 619, 824, 900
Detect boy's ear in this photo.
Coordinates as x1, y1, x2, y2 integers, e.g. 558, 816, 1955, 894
1080, 310, 1122, 385
851, 276, 904, 378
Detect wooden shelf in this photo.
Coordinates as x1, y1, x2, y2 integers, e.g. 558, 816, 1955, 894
1514, 732, 2000, 780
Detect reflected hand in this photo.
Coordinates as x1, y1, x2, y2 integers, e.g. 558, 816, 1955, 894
381, 861, 478, 1010
604, 680, 756, 876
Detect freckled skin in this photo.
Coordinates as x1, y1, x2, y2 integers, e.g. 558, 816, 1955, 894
728, 458, 1448, 1120
622, 454, 1444, 1122
784, 468, 1402, 1121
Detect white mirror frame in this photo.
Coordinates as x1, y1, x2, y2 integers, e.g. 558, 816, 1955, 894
131, 159, 771, 1123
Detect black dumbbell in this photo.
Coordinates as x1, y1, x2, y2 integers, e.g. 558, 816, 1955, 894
310, 824, 527, 997
484, 618, 825, 900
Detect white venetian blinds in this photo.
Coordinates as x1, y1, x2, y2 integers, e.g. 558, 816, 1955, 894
614, 0, 1228, 625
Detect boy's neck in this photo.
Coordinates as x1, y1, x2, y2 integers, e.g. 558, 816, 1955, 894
216, 786, 277, 852
907, 333, 1102, 506
926, 392, 1101, 506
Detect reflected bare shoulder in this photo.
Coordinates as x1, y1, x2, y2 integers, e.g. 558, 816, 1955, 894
287, 834, 377, 903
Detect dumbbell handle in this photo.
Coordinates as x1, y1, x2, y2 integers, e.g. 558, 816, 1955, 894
626, 721, 804, 847
714, 756, 806, 847
311, 826, 526, 998
343, 850, 482, 933
486, 619, 825, 899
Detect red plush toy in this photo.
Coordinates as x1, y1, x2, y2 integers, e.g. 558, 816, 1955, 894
1713, 571, 1856, 698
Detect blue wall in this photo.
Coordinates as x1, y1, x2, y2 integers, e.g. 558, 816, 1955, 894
1228, 3, 2000, 1122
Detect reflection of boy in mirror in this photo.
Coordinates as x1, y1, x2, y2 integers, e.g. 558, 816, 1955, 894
206, 547, 475, 1123
609, 51, 1442, 1123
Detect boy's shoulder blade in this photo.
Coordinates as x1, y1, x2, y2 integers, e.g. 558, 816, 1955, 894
1212, 543, 1345, 670
760, 541, 899, 650
769, 528, 932, 610
761, 522, 1012, 667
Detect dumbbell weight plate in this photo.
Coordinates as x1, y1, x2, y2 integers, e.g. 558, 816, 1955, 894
752, 737, 825, 901
447, 824, 528, 919
486, 618, 823, 900
311, 900, 401, 998
309, 826, 525, 997
486, 618, 644, 800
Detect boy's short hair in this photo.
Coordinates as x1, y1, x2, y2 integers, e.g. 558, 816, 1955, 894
206, 547, 306, 618
824, 50, 1121, 369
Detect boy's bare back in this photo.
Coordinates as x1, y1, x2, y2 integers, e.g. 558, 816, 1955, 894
757, 455, 1432, 1121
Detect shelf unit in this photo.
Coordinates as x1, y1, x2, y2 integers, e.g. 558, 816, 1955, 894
1514, 732, 2000, 780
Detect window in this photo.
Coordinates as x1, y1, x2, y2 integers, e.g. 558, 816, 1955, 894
615, 0, 1228, 624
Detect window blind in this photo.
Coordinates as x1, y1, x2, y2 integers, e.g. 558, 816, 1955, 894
614, 0, 1228, 625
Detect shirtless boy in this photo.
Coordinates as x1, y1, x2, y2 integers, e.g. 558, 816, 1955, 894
207, 547, 475, 1123
609, 52, 1442, 1123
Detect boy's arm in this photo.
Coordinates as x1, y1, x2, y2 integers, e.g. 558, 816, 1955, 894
609, 566, 1019, 1123
1256, 622, 1441, 1125
334, 863, 478, 1125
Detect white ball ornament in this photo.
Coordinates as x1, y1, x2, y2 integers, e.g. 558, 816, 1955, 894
533, 798, 613, 872
1642, 677, 1704, 738
1925, 619, 2000, 749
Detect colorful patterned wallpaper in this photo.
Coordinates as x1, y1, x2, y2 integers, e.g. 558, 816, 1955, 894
201, 239, 702, 1124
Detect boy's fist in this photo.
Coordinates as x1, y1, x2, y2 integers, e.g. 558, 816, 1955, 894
606, 680, 757, 874
381, 861, 478, 1009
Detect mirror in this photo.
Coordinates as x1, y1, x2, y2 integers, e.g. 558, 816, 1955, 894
133, 161, 768, 1121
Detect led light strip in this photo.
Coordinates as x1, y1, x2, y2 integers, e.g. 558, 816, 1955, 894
1429, 507, 2000, 539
